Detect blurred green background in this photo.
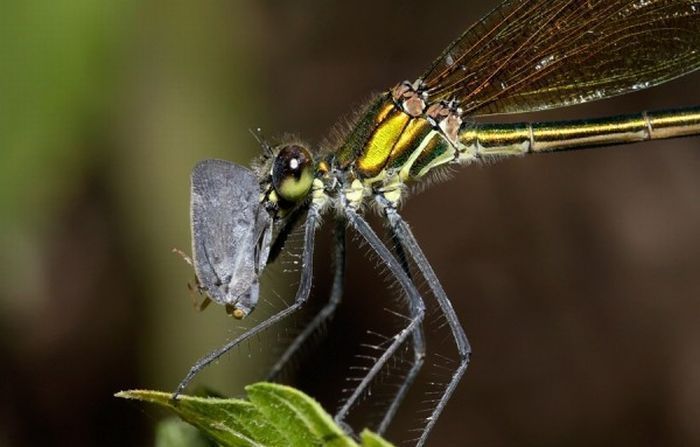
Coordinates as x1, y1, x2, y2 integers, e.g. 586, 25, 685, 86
1, 1, 699, 446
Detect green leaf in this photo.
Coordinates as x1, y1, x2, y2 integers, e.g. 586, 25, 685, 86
116, 389, 285, 446
155, 418, 215, 447
360, 430, 395, 447
246, 383, 351, 447
116, 382, 395, 447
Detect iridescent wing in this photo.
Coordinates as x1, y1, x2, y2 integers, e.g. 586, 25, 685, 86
421, 0, 700, 116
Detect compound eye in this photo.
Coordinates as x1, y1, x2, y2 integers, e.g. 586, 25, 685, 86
272, 145, 314, 202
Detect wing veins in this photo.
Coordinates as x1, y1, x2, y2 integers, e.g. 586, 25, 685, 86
416, 0, 700, 116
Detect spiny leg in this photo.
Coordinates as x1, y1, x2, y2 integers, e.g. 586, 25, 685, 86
267, 204, 307, 265
172, 205, 320, 399
267, 217, 347, 380
335, 207, 425, 429
377, 196, 471, 447
376, 226, 426, 435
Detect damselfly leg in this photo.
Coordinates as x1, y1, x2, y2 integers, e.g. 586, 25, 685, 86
267, 218, 347, 380
266, 211, 426, 435
173, 205, 320, 399
335, 206, 426, 429
378, 196, 472, 446
376, 226, 427, 435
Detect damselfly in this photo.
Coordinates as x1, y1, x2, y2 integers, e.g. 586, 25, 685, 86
175, 1, 700, 445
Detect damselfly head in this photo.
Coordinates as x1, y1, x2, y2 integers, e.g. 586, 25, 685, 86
190, 160, 272, 319
270, 144, 315, 204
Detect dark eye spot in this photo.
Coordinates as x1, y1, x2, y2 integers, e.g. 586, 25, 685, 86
272, 145, 314, 202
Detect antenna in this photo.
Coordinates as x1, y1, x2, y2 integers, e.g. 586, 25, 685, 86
249, 127, 274, 157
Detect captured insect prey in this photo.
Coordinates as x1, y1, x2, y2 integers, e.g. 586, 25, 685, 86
174, 1, 700, 445
190, 160, 271, 319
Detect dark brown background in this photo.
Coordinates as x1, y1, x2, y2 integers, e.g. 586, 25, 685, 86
1, 1, 698, 446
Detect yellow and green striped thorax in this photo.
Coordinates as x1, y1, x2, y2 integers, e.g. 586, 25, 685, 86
332, 82, 463, 185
